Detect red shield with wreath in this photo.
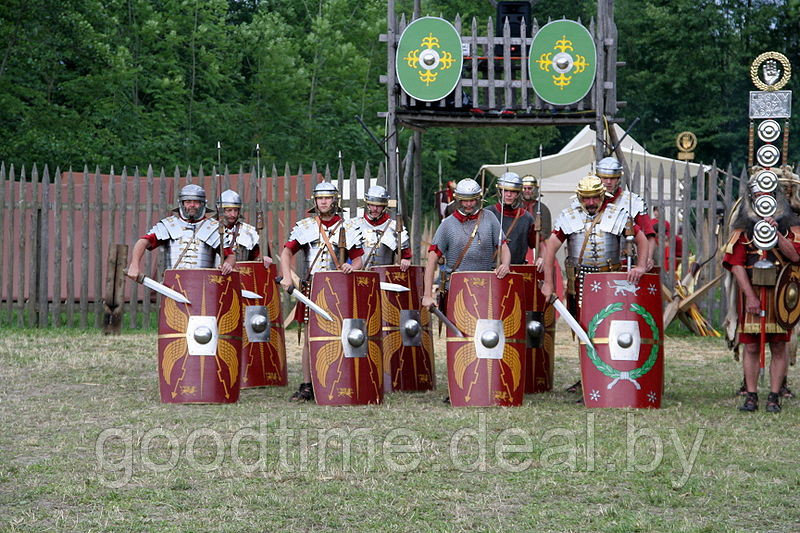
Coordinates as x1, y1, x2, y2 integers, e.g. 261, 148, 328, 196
579, 272, 664, 408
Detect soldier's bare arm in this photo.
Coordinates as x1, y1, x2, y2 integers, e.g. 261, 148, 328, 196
540, 234, 563, 299
126, 238, 151, 280
220, 253, 235, 276
421, 250, 439, 308
627, 230, 648, 284
731, 264, 761, 315
495, 243, 511, 279
279, 246, 294, 290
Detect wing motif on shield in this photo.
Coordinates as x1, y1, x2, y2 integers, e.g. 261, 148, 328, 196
502, 344, 521, 389
161, 339, 187, 385
452, 343, 477, 388
383, 331, 402, 370
165, 297, 188, 332
367, 296, 382, 337
217, 338, 238, 386
315, 288, 342, 335
315, 339, 341, 387
368, 341, 383, 380
454, 291, 478, 335
218, 292, 240, 335
502, 293, 522, 337
267, 289, 280, 321
381, 292, 401, 326
269, 333, 285, 372
313, 288, 342, 386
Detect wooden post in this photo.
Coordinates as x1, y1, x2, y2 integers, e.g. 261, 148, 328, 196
103, 244, 128, 334
0, 163, 6, 326
349, 161, 357, 218
26, 165, 38, 327
18, 165, 27, 328
143, 165, 155, 327
93, 165, 103, 328
53, 167, 62, 326
413, 131, 423, 261
66, 167, 77, 327
386, 0, 398, 204
38, 165, 50, 327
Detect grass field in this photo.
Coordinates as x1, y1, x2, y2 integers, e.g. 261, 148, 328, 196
0, 326, 798, 532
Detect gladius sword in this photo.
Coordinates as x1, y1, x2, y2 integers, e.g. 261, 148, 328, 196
126, 271, 191, 305
274, 276, 334, 322
549, 296, 596, 351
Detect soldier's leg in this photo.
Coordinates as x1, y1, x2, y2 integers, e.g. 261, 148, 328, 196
766, 342, 788, 413
302, 333, 312, 382
742, 342, 760, 392
290, 327, 314, 402
739, 342, 760, 411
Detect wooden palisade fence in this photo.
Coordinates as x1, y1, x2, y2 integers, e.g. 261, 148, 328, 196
0, 160, 393, 330
0, 159, 737, 331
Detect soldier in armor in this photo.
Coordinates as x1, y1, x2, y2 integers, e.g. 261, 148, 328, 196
596, 157, 656, 270
279, 181, 364, 402
541, 174, 647, 315
541, 175, 648, 396
217, 189, 272, 266
722, 177, 800, 413
521, 175, 552, 239
487, 172, 541, 265
356, 185, 412, 271
127, 184, 235, 280
421, 178, 511, 309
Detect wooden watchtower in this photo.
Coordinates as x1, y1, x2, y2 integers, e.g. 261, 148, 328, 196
381, 0, 622, 255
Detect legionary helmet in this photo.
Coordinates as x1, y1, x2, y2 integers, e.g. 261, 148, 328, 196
217, 189, 242, 210
364, 185, 390, 205
576, 175, 605, 199
178, 184, 207, 220
521, 175, 539, 187
453, 178, 482, 201
312, 181, 339, 199
496, 172, 523, 192
596, 157, 624, 179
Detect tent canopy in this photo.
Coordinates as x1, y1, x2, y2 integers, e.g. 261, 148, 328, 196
479, 124, 706, 220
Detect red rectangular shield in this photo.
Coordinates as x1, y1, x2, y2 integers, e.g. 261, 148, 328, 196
579, 272, 664, 408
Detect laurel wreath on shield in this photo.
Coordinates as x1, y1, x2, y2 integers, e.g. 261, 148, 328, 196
585, 302, 659, 390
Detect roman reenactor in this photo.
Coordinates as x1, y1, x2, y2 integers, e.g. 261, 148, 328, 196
422, 178, 511, 310
541, 175, 648, 400
356, 185, 412, 270
217, 189, 272, 266
127, 183, 234, 278
487, 172, 539, 265
723, 173, 800, 413
126, 184, 240, 404
279, 181, 364, 402
596, 157, 656, 271
521, 174, 552, 242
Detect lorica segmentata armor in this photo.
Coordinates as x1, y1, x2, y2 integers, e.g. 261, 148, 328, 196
149, 216, 222, 269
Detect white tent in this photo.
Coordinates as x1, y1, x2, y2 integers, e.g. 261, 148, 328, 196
480, 124, 707, 221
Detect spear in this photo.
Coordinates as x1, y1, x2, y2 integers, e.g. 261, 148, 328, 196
216, 141, 225, 263
396, 147, 404, 265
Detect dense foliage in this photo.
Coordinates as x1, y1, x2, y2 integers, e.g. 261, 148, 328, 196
1, 0, 798, 191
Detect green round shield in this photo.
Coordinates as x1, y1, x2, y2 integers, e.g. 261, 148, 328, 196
529, 20, 596, 106
396, 17, 463, 102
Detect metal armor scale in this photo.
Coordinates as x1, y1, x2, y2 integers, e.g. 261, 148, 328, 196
149, 216, 222, 269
